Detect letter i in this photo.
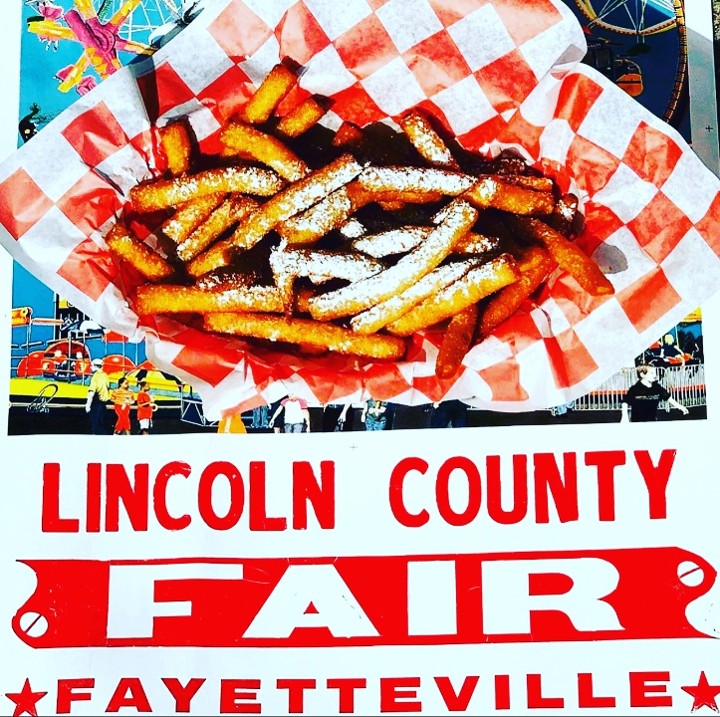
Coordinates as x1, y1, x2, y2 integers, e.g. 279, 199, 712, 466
87, 464, 102, 532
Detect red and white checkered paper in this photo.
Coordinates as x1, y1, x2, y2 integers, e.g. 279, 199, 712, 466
2, 0, 720, 421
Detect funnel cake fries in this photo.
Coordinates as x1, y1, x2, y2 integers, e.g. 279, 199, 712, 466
104, 223, 175, 282
130, 165, 283, 213
103, 61, 614, 372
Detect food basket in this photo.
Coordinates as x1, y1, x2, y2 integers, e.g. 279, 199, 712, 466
1, 0, 719, 420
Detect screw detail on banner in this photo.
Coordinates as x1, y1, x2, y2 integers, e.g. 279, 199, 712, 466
17, 611, 49, 638
677, 560, 704, 587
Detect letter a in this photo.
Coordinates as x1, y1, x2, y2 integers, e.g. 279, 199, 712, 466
244, 564, 379, 638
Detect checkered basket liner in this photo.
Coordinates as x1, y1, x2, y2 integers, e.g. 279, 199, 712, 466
1, 0, 719, 420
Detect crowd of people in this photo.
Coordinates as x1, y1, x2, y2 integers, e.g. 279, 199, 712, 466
41, 349, 92, 381
85, 359, 156, 435
78, 328, 701, 435
241, 397, 472, 433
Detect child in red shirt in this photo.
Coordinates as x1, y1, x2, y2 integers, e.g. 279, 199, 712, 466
136, 380, 156, 435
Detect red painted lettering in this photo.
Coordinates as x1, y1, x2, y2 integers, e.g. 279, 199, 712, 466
577, 672, 615, 708
534, 453, 578, 523
198, 462, 244, 530
389, 458, 430, 527
42, 464, 79, 533
527, 673, 564, 708
161, 677, 205, 713
249, 463, 287, 531
277, 678, 316, 714
326, 678, 367, 714
585, 451, 626, 521
629, 671, 672, 707
292, 461, 335, 529
436, 457, 481, 527
380, 677, 422, 713
434, 676, 479, 712
486, 455, 528, 524
495, 675, 511, 710
635, 450, 675, 519
105, 465, 149, 532
86, 464, 101, 532
105, 677, 152, 713
154, 462, 192, 530
219, 679, 261, 714
56, 678, 94, 714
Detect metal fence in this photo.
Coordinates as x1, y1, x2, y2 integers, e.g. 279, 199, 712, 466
569, 364, 706, 413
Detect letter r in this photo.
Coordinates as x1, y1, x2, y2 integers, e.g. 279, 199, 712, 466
481, 558, 622, 635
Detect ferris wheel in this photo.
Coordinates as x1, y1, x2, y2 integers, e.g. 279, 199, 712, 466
25, 0, 185, 41
574, 0, 680, 36
574, 0, 687, 126
24, 0, 200, 93
94, 0, 184, 40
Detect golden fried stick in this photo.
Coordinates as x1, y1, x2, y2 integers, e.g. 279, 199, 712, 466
177, 196, 259, 262
158, 121, 192, 176
187, 154, 363, 277
276, 182, 446, 246
220, 120, 309, 182
270, 245, 384, 284
387, 255, 520, 336
130, 166, 283, 213
161, 193, 225, 244
276, 96, 328, 137
500, 174, 554, 192
332, 121, 364, 148
204, 312, 407, 360
453, 232, 502, 256
464, 176, 555, 215
105, 223, 175, 282
399, 111, 459, 170
358, 166, 475, 197
195, 267, 264, 291
134, 284, 284, 316
308, 199, 478, 321
352, 227, 500, 259
477, 245, 555, 338
435, 303, 479, 378
270, 245, 384, 310
349, 257, 481, 335
339, 218, 367, 239
548, 192, 584, 238
351, 226, 431, 257
505, 216, 613, 296
242, 63, 297, 124
276, 184, 360, 245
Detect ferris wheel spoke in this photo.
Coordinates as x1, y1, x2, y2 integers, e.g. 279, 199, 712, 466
106, 0, 143, 30
574, 0, 677, 36
116, 37, 155, 55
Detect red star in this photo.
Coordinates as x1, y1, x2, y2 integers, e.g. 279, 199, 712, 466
682, 672, 720, 713
4, 679, 47, 717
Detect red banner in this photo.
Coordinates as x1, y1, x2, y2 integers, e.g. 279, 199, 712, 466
13, 547, 714, 649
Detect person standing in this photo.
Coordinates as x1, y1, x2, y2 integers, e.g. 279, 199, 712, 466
111, 375, 134, 435
361, 399, 389, 431
73, 352, 91, 382
136, 380, 156, 435
85, 358, 111, 435
269, 394, 310, 433
621, 365, 689, 422
430, 399, 469, 428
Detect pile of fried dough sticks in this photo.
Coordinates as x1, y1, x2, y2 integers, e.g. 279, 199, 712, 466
105, 62, 613, 379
